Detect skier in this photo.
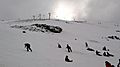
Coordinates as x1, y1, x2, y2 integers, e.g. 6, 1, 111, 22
105, 61, 112, 67
24, 43, 32, 52
65, 55, 73, 62
66, 44, 72, 52
85, 42, 88, 48
96, 50, 102, 56
58, 43, 62, 48
107, 52, 114, 57
103, 46, 107, 51
87, 47, 95, 51
103, 52, 109, 57
117, 59, 120, 67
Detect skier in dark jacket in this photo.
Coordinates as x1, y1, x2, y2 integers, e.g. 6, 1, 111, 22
103, 46, 107, 51
85, 42, 88, 48
65, 55, 73, 62
66, 44, 72, 52
117, 59, 120, 67
96, 50, 102, 56
58, 43, 62, 48
24, 43, 32, 52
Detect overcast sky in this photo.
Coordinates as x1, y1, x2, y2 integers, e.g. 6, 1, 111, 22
0, 0, 120, 22
87, 0, 120, 22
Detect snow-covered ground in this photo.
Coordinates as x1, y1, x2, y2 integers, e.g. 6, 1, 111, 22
0, 20, 120, 67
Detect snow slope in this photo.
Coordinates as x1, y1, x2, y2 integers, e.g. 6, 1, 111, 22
0, 20, 120, 67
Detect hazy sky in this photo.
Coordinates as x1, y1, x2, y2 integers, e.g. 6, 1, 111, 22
0, 0, 120, 22
87, 0, 120, 22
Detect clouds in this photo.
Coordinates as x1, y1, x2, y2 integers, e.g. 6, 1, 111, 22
0, 0, 56, 20
0, 0, 120, 22
86, 0, 120, 22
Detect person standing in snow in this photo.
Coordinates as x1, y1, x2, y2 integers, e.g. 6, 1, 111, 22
24, 43, 32, 52
66, 44, 72, 52
105, 61, 112, 67
85, 42, 88, 48
117, 59, 120, 67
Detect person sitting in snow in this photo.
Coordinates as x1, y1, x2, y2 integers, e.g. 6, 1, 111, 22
106, 52, 114, 57
96, 50, 102, 56
65, 55, 73, 62
87, 47, 95, 51
105, 61, 112, 67
103, 46, 109, 51
24, 43, 32, 52
66, 44, 72, 52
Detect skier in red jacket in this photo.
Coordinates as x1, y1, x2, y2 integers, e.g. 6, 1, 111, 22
105, 61, 112, 67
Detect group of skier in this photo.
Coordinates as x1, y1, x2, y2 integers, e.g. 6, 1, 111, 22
24, 42, 73, 62
23, 41, 119, 66
57, 43, 73, 62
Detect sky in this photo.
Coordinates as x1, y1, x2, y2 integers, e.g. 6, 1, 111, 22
0, 0, 120, 22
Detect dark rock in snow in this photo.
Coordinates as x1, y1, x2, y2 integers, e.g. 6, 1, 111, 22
11, 24, 63, 33
31, 24, 62, 33
22, 31, 26, 33
75, 38, 77, 40
116, 30, 120, 32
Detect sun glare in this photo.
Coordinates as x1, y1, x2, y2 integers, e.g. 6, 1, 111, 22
54, 2, 75, 21
54, 0, 90, 21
